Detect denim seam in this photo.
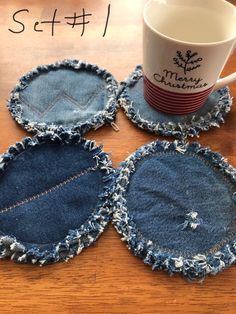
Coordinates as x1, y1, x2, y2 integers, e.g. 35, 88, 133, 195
0, 131, 115, 266
118, 65, 232, 139
0, 165, 98, 214
133, 204, 236, 257
112, 139, 236, 281
7, 59, 119, 135
19, 84, 104, 117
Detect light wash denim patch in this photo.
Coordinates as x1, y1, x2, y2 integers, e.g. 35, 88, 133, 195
119, 65, 232, 138
0, 132, 114, 265
8, 60, 118, 135
112, 140, 236, 281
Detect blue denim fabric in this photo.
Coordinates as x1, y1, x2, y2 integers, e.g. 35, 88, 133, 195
0, 144, 102, 244
112, 140, 236, 280
119, 65, 232, 138
0, 133, 114, 265
8, 60, 118, 134
21, 71, 107, 126
126, 154, 234, 255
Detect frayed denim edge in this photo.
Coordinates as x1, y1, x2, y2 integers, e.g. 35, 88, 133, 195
7, 59, 119, 135
118, 65, 232, 138
112, 139, 236, 281
0, 131, 115, 265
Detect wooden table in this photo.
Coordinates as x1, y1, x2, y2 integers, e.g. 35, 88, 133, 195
0, 1, 236, 313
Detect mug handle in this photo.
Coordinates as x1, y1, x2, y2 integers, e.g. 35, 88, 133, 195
213, 72, 236, 91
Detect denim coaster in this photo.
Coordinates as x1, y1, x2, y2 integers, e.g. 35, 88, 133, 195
119, 65, 232, 138
112, 140, 236, 280
8, 60, 118, 135
0, 132, 114, 265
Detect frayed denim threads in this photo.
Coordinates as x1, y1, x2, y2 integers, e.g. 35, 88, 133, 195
8, 59, 119, 135
119, 65, 232, 138
112, 140, 236, 281
4, 60, 236, 282
0, 132, 115, 265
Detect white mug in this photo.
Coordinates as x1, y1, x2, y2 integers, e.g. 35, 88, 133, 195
143, 0, 236, 115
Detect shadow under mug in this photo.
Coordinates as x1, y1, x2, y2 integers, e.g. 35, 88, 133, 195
143, 0, 236, 115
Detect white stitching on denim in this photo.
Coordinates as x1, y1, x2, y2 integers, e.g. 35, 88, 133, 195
121, 151, 236, 257
19, 84, 104, 117
112, 140, 236, 279
7, 59, 118, 134
0, 165, 98, 214
0, 135, 114, 265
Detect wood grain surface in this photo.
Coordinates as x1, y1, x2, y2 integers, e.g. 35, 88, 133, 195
0, 1, 236, 313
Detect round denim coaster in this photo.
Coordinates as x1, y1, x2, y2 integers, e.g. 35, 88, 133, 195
0, 132, 114, 265
8, 59, 118, 135
112, 140, 236, 280
119, 65, 232, 138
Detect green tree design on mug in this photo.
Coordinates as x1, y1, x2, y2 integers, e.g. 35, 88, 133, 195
173, 50, 203, 75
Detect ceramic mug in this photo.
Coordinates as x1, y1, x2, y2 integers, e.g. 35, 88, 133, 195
143, 0, 236, 115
